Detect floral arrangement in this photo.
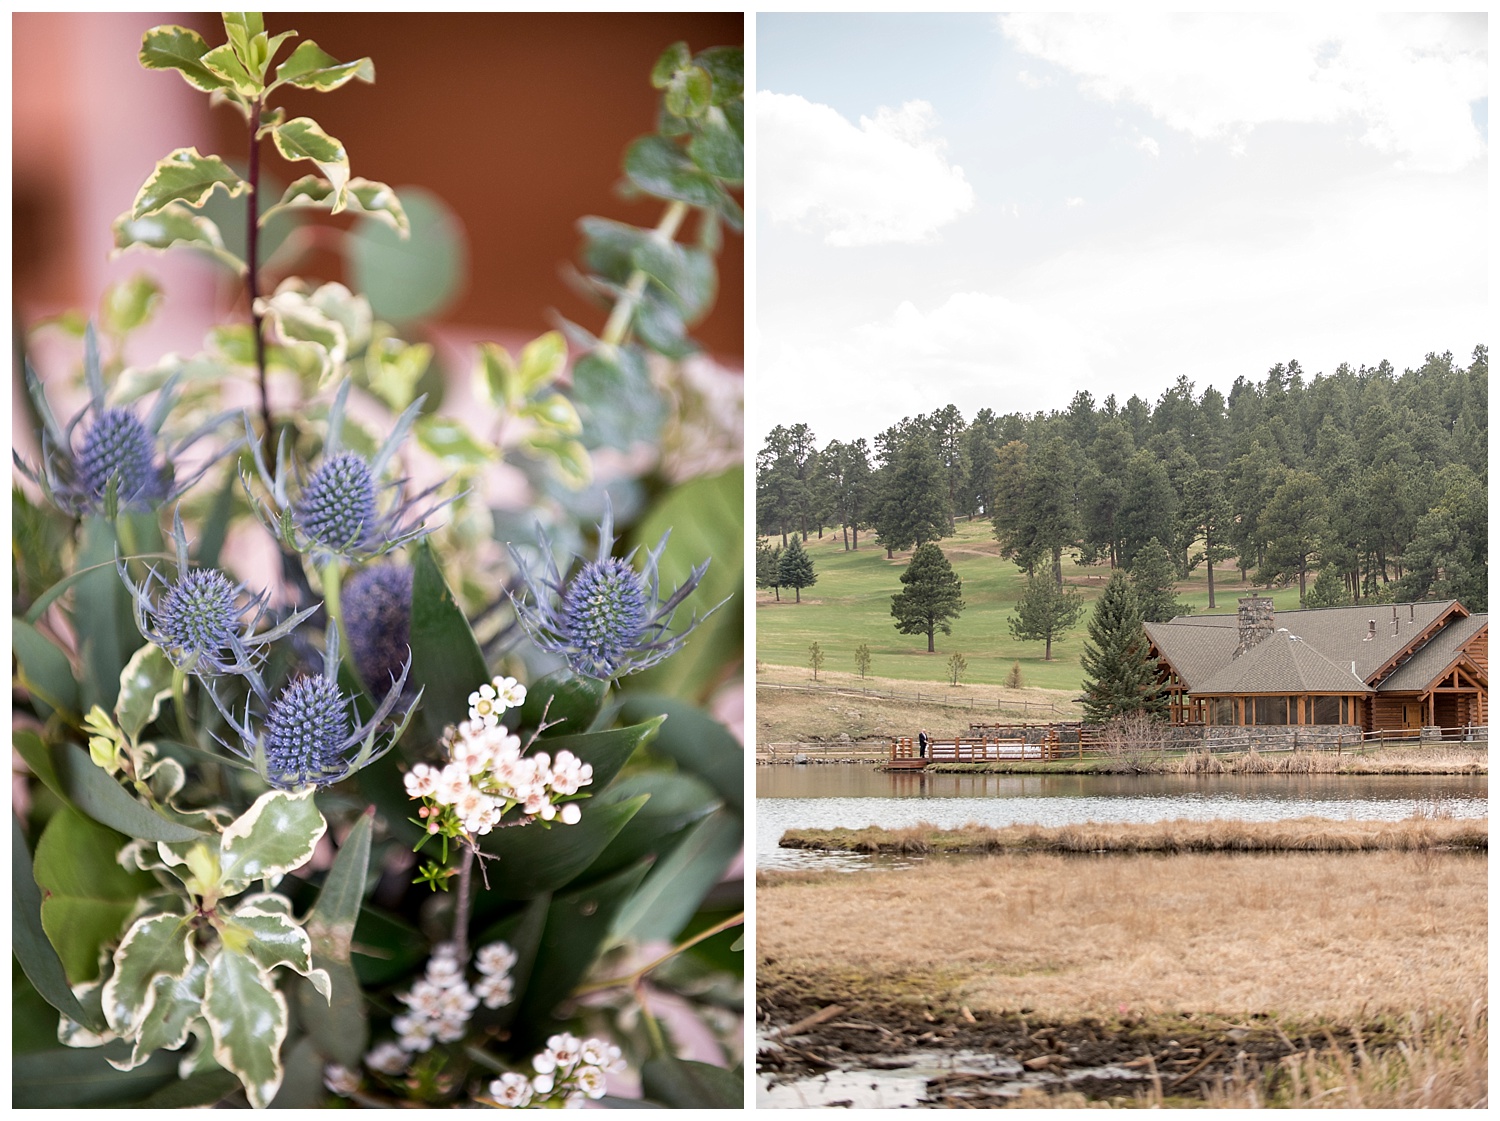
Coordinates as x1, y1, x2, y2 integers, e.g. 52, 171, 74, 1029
13, 13, 743, 1109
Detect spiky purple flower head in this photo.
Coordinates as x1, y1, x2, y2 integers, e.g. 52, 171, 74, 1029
76, 407, 168, 511
262, 674, 354, 786
343, 564, 414, 691
508, 496, 723, 681
295, 452, 380, 554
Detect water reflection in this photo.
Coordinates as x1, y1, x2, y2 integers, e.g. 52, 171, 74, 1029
756, 764, 1487, 871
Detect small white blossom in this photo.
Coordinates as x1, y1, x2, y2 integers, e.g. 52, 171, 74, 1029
324, 1062, 360, 1096
476, 941, 518, 977
560, 802, 582, 825
493, 675, 527, 708
576, 1064, 607, 1099
403, 762, 439, 798
475, 972, 514, 1009
581, 1038, 626, 1071
365, 1041, 409, 1074
468, 682, 501, 727
547, 1033, 584, 1070
489, 1071, 533, 1108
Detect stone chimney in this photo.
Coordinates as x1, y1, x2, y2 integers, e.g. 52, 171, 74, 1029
1234, 596, 1275, 657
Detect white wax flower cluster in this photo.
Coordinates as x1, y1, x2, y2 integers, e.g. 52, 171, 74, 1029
404, 694, 593, 837
469, 674, 527, 727
484, 1032, 626, 1109
360, 939, 519, 1062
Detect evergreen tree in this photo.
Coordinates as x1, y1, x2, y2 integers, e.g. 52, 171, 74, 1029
1008, 574, 1085, 661
1259, 468, 1328, 605
1117, 449, 1177, 569
755, 540, 782, 601
777, 535, 816, 603
1130, 538, 1190, 623
1079, 572, 1167, 722
1304, 565, 1351, 608
890, 542, 964, 653
854, 643, 871, 678
873, 431, 950, 554
808, 641, 825, 681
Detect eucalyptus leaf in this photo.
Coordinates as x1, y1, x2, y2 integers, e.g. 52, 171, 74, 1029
13, 815, 100, 1031
650, 42, 692, 89
633, 288, 695, 359
641, 1055, 742, 1109
624, 135, 724, 212
203, 947, 288, 1109
688, 107, 744, 182
476, 792, 648, 900
409, 539, 489, 740
131, 148, 248, 220
347, 187, 465, 323
571, 346, 664, 449
34, 807, 153, 985
694, 46, 744, 105
137, 25, 227, 93
612, 807, 741, 944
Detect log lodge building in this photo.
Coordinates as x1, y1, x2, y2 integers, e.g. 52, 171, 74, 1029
1144, 597, 1487, 734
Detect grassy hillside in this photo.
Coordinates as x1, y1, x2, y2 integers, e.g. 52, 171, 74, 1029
757, 519, 1305, 691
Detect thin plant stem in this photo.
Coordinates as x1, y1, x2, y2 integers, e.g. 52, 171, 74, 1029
453, 844, 475, 963
599, 200, 689, 348
572, 911, 744, 997
246, 96, 274, 460
319, 558, 349, 661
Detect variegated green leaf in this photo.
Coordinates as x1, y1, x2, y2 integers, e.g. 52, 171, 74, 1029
268, 119, 349, 211
304, 280, 372, 355
476, 340, 520, 410
221, 13, 265, 74
203, 947, 287, 1109
522, 432, 592, 490
518, 330, 568, 394
365, 335, 431, 409
217, 788, 326, 894
114, 644, 174, 742
113, 949, 207, 1071
131, 149, 248, 221
200, 42, 261, 97
252, 288, 345, 388
415, 415, 496, 466
102, 911, 192, 1037
260, 174, 408, 233
100, 274, 163, 337
155, 838, 223, 902
519, 394, 583, 436
138, 25, 227, 93
112, 203, 245, 273
219, 901, 330, 1001
273, 39, 374, 92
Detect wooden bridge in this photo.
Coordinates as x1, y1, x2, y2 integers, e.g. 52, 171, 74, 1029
884, 734, 1070, 770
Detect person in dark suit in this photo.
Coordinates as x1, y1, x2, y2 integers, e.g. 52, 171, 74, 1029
917, 730, 928, 758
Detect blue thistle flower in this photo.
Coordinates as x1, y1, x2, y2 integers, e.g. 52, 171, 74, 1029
243, 378, 449, 564
210, 623, 421, 790
15, 324, 238, 517
508, 497, 724, 681
120, 510, 319, 677
343, 564, 414, 691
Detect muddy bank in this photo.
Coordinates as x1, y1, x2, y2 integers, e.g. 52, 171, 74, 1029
757, 980, 1401, 1107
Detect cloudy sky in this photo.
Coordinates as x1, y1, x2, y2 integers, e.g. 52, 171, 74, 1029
754, 12, 1488, 444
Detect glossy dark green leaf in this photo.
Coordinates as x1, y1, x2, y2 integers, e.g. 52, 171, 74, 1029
12, 1045, 180, 1108
539, 716, 662, 795
616, 695, 743, 817
134, 1068, 241, 1108
519, 668, 608, 737
473, 894, 548, 1033
348, 186, 465, 324
509, 859, 651, 1048
13, 815, 100, 1031
409, 539, 489, 740
271, 1035, 328, 1108
476, 792, 648, 900
625, 467, 743, 705
12, 618, 79, 720
349, 905, 426, 986
74, 516, 140, 712
571, 346, 665, 449
299, 807, 373, 1066
14, 730, 66, 804
34, 807, 153, 984
624, 136, 723, 212
579, 771, 718, 881
55, 742, 212, 842
613, 807, 740, 944
641, 1055, 743, 1109
355, 748, 422, 847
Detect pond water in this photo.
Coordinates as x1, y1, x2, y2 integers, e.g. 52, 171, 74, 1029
756, 765, 1488, 870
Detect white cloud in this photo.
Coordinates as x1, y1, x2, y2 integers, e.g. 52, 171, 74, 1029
1000, 13, 1487, 172
1065, 196, 1085, 208
756, 90, 977, 246
1135, 135, 1160, 157
1016, 69, 1052, 90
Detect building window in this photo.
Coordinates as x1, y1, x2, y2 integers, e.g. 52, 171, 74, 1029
1253, 696, 1288, 725
1312, 696, 1341, 724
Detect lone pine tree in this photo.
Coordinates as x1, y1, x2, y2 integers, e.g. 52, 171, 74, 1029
1009, 572, 1085, 661
777, 534, 816, 603
890, 542, 964, 653
1080, 571, 1167, 722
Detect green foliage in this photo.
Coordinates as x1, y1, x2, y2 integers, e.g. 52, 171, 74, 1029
1009, 573, 1086, 661
874, 428, 950, 553
1129, 537, 1190, 623
890, 542, 964, 653
808, 640, 825, 680
1079, 571, 1166, 723
854, 643, 871, 678
947, 651, 967, 686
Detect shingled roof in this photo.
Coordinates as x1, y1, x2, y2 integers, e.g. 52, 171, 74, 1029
1144, 599, 1481, 695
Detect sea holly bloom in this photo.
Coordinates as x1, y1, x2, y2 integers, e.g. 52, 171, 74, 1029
119, 509, 318, 678
508, 497, 723, 680
15, 325, 238, 517
343, 563, 414, 691
243, 377, 448, 564
210, 624, 421, 789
